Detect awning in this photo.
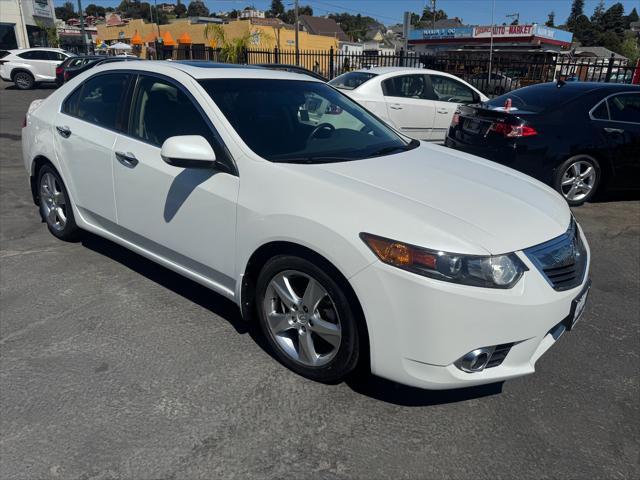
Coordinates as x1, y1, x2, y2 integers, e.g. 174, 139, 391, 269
142, 32, 156, 43
178, 32, 192, 44
161, 31, 176, 46
131, 32, 142, 45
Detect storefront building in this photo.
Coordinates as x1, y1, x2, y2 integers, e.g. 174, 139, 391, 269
408, 24, 573, 58
0, 0, 57, 50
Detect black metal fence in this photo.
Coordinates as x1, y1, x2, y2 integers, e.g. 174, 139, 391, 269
152, 44, 640, 93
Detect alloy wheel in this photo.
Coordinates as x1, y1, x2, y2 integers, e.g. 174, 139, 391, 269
40, 172, 67, 231
262, 270, 342, 367
14, 73, 33, 89
560, 160, 597, 202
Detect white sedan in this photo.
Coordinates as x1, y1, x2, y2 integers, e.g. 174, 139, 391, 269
22, 61, 590, 390
329, 67, 489, 142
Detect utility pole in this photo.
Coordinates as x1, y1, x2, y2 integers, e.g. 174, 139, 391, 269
488, 0, 495, 86
294, 0, 300, 65
154, 0, 161, 40
431, 0, 436, 30
77, 0, 87, 53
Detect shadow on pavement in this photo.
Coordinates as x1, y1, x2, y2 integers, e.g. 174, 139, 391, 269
80, 231, 505, 406
346, 373, 503, 407
3, 84, 58, 91
592, 190, 640, 203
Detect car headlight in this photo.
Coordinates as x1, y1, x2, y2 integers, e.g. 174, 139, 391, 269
360, 233, 527, 289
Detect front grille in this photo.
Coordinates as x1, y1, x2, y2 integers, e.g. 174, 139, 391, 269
486, 343, 513, 369
524, 219, 588, 291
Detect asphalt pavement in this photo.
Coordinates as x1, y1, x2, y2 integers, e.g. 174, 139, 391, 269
1, 85, 639, 480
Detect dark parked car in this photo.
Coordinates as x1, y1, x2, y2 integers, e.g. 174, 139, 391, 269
55, 55, 102, 86
445, 82, 640, 205
63, 56, 140, 83
255, 63, 327, 81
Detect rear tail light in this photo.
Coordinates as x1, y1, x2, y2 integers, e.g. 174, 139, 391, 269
64, 71, 70, 81
56, 66, 63, 75
22, 115, 27, 128
489, 121, 537, 138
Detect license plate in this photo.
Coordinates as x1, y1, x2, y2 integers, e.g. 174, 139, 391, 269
567, 281, 591, 331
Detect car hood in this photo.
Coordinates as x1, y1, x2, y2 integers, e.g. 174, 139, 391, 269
297, 143, 571, 255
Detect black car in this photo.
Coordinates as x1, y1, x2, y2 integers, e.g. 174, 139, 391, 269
445, 82, 640, 205
55, 55, 100, 86
63, 56, 140, 83
255, 63, 327, 81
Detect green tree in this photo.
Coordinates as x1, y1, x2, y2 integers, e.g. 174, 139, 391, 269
204, 24, 250, 63
420, 8, 448, 25
174, 3, 187, 17
624, 7, 638, 28
573, 14, 598, 45
85, 4, 106, 17
328, 13, 379, 42
620, 32, 639, 62
545, 11, 555, 27
35, 20, 59, 47
601, 3, 626, 41
591, 0, 605, 25
282, 5, 313, 24
187, 0, 209, 17
268, 0, 285, 18
54, 2, 75, 22
567, 0, 585, 29
599, 30, 622, 53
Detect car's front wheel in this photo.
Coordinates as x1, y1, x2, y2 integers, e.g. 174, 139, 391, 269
13, 71, 34, 90
38, 165, 79, 240
256, 255, 360, 383
554, 155, 601, 206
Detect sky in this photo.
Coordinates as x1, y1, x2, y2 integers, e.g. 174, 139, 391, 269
55, 0, 640, 27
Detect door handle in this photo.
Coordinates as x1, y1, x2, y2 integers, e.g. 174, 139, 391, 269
56, 125, 71, 138
115, 151, 139, 168
603, 127, 624, 134
437, 109, 450, 114
389, 104, 403, 110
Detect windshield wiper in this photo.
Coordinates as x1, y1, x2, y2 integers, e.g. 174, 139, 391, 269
366, 139, 420, 158
271, 156, 352, 164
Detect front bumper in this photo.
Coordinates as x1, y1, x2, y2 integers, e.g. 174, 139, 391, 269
350, 229, 590, 390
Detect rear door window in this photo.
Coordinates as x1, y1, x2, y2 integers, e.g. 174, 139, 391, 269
329, 72, 377, 90
382, 75, 434, 100
75, 73, 131, 131
18, 50, 48, 60
590, 101, 609, 120
607, 93, 640, 124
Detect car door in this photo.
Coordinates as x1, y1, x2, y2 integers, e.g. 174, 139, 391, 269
112, 73, 239, 291
594, 92, 640, 190
54, 72, 132, 223
428, 75, 478, 142
381, 74, 436, 140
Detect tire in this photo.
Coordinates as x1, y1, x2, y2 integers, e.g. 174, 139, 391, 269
37, 165, 79, 241
13, 71, 34, 90
256, 255, 360, 383
553, 155, 601, 206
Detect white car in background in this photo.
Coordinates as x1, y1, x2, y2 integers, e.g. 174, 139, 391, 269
0, 48, 74, 90
22, 61, 590, 390
329, 67, 488, 141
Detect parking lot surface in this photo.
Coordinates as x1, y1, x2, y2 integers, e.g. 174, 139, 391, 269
1, 86, 639, 480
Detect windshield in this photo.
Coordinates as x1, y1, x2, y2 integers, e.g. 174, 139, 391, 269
328, 71, 377, 90
199, 79, 417, 164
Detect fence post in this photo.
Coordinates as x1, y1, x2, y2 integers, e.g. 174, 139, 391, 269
274, 47, 279, 64
399, 47, 404, 67
605, 53, 615, 82
241, 47, 248, 65
329, 46, 335, 79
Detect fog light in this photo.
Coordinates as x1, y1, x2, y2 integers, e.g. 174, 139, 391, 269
455, 347, 493, 373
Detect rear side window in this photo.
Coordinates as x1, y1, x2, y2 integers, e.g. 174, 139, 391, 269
45, 51, 65, 61
329, 72, 377, 90
608, 93, 640, 123
591, 101, 609, 120
62, 87, 82, 115
382, 74, 434, 100
75, 73, 131, 130
18, 50, 48, 60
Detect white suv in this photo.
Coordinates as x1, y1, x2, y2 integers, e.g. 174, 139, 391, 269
0, 48, 74, 90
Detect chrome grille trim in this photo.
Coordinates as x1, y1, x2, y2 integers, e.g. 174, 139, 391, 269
524, 219, 588, 291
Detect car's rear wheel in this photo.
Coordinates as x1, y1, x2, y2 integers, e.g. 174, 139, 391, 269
256, 255, 360, 383
38, 165, 79, 240
554, 155, 601, 206
13, 71, 34, 90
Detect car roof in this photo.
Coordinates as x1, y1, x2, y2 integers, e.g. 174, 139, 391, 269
10, 47, 66, 52
515, 81, 640, 96
94, 60, 323, 82
350, 66, 462, 78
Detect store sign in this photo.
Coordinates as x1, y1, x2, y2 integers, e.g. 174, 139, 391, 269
473, 24, 534, 38
32, 0, 52, 18
533, 25, 573, 43
420, 27, 473, 40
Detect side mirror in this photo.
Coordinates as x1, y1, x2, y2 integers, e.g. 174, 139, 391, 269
161, 135, 216, 169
